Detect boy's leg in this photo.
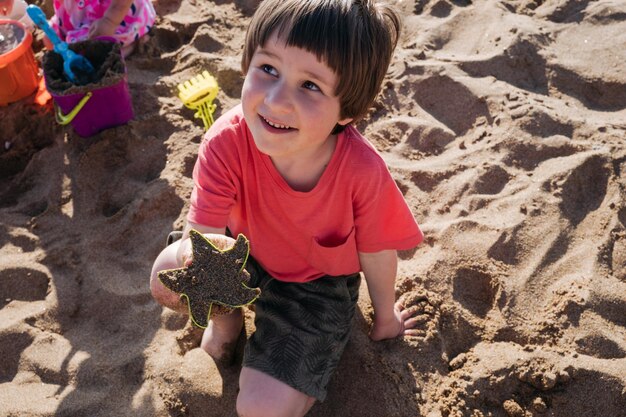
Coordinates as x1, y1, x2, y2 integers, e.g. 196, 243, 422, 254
150, 240, 187, 313
237, 367, 316, 417
201, 308, 243, 362
150, 239, 243, 361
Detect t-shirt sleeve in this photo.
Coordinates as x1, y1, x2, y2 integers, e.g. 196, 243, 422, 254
187, 126, 240, 227
353, 154, 423, 253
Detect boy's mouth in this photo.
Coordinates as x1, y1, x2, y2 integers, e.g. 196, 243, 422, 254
260, 115, 295, 131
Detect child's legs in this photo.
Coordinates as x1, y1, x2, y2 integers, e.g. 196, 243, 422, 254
237, 367, 316, 417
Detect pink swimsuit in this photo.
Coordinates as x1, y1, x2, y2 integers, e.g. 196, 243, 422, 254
50, 0, 156, 47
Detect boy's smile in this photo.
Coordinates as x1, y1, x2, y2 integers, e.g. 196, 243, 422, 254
260, 114, 294, 131
241, 32, 352, 164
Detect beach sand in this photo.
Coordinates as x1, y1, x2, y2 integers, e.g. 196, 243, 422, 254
1, 0, 625, 415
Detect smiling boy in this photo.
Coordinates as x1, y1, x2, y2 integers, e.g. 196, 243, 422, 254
150, 1, 424, 416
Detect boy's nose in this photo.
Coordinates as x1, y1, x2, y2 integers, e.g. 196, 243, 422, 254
265, 81, 293, 112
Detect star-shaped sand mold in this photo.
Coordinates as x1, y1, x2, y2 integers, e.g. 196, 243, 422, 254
158, 230, 260, 328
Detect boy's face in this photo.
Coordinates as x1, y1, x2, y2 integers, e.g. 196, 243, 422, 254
241, 32, 352, 161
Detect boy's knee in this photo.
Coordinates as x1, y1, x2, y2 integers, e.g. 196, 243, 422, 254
235, 390, 250, 417
236, 393, 282, 417
149, 272, 168, 303
149, 243, 183, 307
236, 388, 314, 417
235, 391, 285, 417
150, 268, 185, 310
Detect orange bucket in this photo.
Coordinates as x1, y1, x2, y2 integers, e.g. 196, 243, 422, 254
0, 19, 39, 106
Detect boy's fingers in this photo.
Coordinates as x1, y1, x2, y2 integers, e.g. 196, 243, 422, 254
403, 316, 420, 329
181, 250, 194, 266
400, 305, 419, 320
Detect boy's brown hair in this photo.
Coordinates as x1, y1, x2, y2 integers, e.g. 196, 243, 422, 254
242, 0, 401, 130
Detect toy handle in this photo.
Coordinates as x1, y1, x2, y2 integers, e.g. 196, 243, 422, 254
55, 92, 93, 125
26, 5, 66, 52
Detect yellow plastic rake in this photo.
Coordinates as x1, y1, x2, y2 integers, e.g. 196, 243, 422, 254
177, 70, 219, 130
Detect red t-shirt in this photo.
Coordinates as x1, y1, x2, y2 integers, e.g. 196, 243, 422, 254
188, 105, 423, 282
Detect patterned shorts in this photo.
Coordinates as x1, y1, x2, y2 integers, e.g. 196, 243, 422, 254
243, 257, 361, 401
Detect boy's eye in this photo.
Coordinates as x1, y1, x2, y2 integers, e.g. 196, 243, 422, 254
303, 81, 320, 92
261, 64, 278, 76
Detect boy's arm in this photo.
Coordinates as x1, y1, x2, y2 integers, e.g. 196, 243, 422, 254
359, 249, 418, 341
181, 220, 225, 239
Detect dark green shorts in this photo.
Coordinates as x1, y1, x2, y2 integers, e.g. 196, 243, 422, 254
243, 257, 361, 401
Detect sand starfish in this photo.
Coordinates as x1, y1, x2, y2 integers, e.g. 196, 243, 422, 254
158, 230, 260, 328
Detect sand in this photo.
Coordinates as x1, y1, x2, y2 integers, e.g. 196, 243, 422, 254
1, 0, 625, 416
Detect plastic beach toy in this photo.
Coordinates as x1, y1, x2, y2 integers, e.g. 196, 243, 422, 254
43, 38, 134, 137
177, 70, 219, 130
26, 5, 94, 84
0, 19, 39, 106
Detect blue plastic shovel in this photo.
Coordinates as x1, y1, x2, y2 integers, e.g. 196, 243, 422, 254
26, 5, 94, 84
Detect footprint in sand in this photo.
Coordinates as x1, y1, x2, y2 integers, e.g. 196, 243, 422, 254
0, 268, 49, 383
509, 101, 574, 139
0, 267, 49, 309
575, 332, 626, 359
487, 226, 523, 265
469, 164, 511, 195
0, 330, 34, 383
460, 36, 549, 93
413, 73, 491, 136
452, 267, 500, 318
501, 135, 579, 171
556, 153, 610, 224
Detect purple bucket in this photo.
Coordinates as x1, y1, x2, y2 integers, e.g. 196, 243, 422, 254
42, 38, 133, 137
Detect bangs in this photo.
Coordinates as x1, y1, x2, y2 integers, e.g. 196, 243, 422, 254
281, 5, 349, 78
252, 1, 351, 80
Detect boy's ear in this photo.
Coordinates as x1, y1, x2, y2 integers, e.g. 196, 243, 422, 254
337, 117, 353, 126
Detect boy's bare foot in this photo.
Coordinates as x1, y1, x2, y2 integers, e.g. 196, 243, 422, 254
201, 308, 244, 364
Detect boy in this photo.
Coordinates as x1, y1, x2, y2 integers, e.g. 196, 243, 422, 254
150, 0, 424, 415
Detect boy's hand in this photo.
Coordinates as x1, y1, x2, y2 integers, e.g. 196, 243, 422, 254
369, 299, 420, 341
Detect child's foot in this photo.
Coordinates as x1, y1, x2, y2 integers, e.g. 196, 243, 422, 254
201, 308, 244, 364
